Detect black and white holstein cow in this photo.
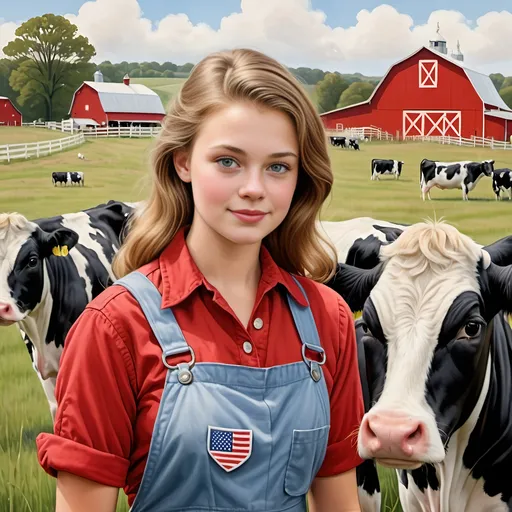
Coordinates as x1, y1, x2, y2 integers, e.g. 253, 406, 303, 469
329, 136, 347, 148
371, 159, 403, 180
420, 158, 494, 201
326, 221, 512, 511
492, 168, 512, 201
0, 200, 135, 420
52, 171, 84, 187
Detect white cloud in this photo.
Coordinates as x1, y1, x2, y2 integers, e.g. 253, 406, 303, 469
0, 1, 511, 76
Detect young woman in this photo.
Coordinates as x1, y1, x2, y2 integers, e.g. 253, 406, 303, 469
36, 48, 365, 512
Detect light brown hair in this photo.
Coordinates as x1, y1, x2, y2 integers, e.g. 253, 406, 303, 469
112, 48, 337, 282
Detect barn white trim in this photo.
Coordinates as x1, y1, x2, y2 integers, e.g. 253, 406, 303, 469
403, 110, 461, 137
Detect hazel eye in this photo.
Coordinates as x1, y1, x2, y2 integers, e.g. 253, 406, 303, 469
456, 321, 482, 340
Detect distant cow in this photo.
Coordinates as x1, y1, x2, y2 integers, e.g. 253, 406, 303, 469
70, 171, 84, 186
326, 221, 512, 512
492, 168, 512, 200
0, 200, 136, 419
77, 153, 85, 160
371, 159, 403, 180
51, 172, 68, 186
349, 139, 360, 150
329, 136, 347, 148
420, 158, 494, 201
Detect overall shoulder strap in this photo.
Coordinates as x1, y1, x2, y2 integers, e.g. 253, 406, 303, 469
114, 272, 194, 368
287, 275, 326, 381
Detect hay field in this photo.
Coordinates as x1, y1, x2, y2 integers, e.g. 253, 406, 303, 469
0, 136, 511, 512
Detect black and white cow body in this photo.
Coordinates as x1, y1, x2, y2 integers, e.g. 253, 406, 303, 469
329, 136, 347, 148
371, 159, 403, 180
0, 200, 135, 419
492, 168, 512, 200
52, 171, 84, 187
420, 159, 494, 201
326, 221, 512, 511
349, 139, 360, 150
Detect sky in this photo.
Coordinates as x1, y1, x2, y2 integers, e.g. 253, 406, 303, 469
1, 0, 511, 75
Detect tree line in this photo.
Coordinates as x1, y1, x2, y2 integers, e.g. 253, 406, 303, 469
1, 13, 510, 123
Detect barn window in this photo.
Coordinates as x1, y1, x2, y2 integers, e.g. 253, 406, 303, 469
85, 104, 89, 111
419, 60, 438, 88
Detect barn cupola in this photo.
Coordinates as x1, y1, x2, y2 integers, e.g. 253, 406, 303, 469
429, 22, 447, 54
94, 70, 104, 82
451, 40, 464, 62
123, 74, 130, 86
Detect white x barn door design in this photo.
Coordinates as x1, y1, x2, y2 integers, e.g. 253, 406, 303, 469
403, 111, 461, 137
419, 60, 438, 88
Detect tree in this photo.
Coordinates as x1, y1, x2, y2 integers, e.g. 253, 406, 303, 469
490, 73, 505, 92
501, 77, 512, 90
3, 14, 96, 121
337, 81, 375, 109
500, 86, 512, 109
316, 73, 349, 113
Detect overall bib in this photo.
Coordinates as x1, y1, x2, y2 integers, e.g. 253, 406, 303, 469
115, 271, 331, 512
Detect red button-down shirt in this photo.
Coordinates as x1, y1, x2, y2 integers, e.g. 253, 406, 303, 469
36, 227, 365, 507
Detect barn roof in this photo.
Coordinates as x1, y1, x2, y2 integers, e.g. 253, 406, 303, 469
321, 46, 511, 116
68, 82, 166, 115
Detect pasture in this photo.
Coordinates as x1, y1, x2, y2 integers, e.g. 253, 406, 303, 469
0, 135, 511, 512
0, 127, 69, 146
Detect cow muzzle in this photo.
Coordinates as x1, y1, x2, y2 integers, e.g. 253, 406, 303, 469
359, 410, 432, 469
0, 301, 24, 324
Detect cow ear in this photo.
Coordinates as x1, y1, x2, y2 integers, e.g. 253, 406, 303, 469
483, 262, 512, 319
42, 228, 79, 257
325, 262, 384, 312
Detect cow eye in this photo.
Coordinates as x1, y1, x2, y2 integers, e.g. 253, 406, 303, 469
28, 257, 38, 268
457, 321, 482, 340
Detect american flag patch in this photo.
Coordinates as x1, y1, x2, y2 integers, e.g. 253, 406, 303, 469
207, 426, 253, 472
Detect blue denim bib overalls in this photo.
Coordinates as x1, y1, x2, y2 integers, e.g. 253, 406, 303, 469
115, 271, 331, 512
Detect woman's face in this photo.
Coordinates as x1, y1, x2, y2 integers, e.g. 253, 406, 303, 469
174, 102, 300, 247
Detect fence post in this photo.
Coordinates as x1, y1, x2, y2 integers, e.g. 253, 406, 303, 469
6, 145, 10, 163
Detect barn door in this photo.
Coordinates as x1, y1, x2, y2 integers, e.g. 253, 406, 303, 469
403, 111, 461, 137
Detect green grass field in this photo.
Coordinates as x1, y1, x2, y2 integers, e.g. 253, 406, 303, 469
0, 127, 70, 146
0, 136, 511, 511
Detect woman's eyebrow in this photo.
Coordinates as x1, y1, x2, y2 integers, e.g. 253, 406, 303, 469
209, 144, 298, 159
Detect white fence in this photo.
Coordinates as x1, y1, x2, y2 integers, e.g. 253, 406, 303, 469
325, 125, 395, 141
0, 133, 85, 163
404, 134, 512, 150
22, 120, 161, 138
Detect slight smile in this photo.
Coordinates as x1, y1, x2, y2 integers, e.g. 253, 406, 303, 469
229, 209, 268, 224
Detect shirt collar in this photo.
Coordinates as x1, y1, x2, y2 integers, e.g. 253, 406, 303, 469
159, 227, 309, 309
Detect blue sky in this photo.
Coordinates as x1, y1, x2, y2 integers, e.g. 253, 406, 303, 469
2, 0, 510, 28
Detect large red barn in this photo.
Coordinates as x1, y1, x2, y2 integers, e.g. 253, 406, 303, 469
68, 71, 165, 128
0, 96, 22, 126
321, 33, 512, 141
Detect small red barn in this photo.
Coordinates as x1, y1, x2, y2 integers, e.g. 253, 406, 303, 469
0, 96, 22, 126
321, 40, 512, 141
68, 71, 165, 128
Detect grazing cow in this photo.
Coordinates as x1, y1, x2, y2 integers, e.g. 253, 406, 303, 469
492, 168, 512, 200
326, 221, 512, 511
70, 171, 84, 186
371, 159, 403, 180
329, 136, 347, 148
420, 159, 494, 201
51, 171, 69, 186
0, 200, 136, 419
77, 153, 85, 160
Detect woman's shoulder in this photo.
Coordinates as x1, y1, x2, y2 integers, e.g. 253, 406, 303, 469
291, 273, 353, 329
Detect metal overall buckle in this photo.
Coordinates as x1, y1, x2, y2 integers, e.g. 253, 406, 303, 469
162, 346, 196, 385
301, 343, 326, 382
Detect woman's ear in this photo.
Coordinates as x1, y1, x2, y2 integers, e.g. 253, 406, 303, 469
173, 149, 192, 183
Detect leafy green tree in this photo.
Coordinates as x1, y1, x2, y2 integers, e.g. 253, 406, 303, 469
490, 73, 505, 92
178, 63, 194, 73
3, 13, 96, 120
500, 86, 512, 109
337, 81, 375, 108
316, 73, 349, 113
501, 77, 512, 90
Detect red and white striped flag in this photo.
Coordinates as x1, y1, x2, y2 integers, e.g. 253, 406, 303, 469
207, 426, 253, 472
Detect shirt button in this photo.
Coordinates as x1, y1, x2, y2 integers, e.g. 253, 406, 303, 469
243, 341, 253, 354
253, 318, 263, 330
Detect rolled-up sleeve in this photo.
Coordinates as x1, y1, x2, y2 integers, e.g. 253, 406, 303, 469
316, 297, 365, 477
36, 307, 137, 487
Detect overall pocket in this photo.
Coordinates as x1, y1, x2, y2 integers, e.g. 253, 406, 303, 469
283, 425, 330, 496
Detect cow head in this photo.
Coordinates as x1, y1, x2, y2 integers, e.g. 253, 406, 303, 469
0, 213, 78, 325
326, 221, 512, 470
482, 160, 495, 177
398, 161, 404, 176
